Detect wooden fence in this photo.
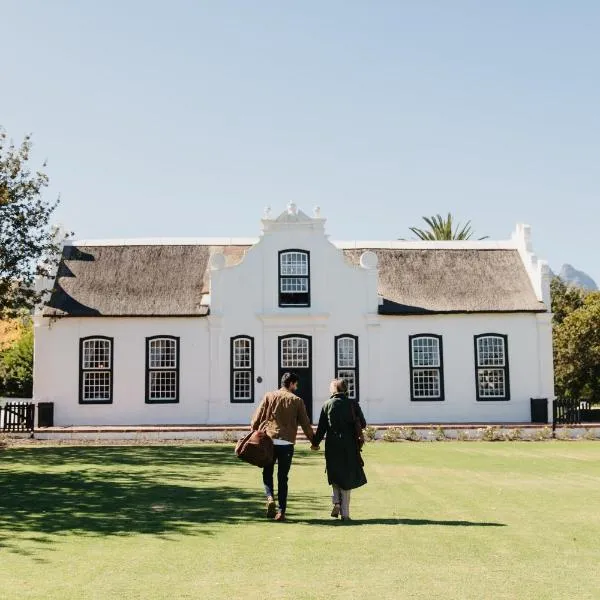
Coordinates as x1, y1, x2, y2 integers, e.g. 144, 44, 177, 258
553, 399, 599, 431
0, 401, 35, 433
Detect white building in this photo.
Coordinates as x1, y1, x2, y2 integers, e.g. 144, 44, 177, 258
34, 204, 554, 426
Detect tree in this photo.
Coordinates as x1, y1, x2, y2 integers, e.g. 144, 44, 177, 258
553, 292, 600, 403
407, 213, 488, 241
0, 128, 64, 318
550, 276, 585, 326
0, 319, 33, 397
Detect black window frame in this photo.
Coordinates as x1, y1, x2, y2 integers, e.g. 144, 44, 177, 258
79, 335, 114, 404
474, 334, 510, 401
230, 335, 255, 404
409, 334, 445, 402
145, 335, 180, 404
278, 249, 311, 307
334, 334, 360, 401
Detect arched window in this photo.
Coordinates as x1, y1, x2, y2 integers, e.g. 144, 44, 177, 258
335, 335, 359, 400
279, 250, 310, 307
231, 336, 254, 403
146, 336, 180, 403
79, 336, 113, 404
409, 334, 444, 401
474, 334, 510, 400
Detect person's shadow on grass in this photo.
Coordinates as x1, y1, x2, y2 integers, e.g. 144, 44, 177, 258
295, 517, 506, 527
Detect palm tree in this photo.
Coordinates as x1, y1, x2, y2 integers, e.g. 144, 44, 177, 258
407, 213, 488, 240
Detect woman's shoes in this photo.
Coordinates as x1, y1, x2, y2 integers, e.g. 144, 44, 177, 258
266, 497, 276, 519
331, 503, 341, 519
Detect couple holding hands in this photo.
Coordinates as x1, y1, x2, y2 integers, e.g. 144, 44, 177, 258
250, 373, 367, 522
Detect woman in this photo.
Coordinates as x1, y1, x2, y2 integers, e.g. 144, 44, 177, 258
312, 378, 367, 521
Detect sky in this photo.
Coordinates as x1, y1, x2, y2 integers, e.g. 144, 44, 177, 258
2, 1, 599, 282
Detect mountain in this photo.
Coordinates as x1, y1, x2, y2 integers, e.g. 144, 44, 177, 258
556, 264, 598, 291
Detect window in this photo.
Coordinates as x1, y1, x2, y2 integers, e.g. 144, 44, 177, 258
279, 250, 310, 307
409, 335, 444, 401
231, 336, 254, 403
280, 336, 310, 368
475, 334, 510, 400
146, 336, 180, 403
79, 336, 113, 404
335, 335, 359, 400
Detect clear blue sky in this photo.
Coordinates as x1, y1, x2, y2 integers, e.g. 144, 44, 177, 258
2, 1, 599, 282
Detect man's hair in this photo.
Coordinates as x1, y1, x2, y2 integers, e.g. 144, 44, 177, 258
330, 378, 348, 394
281, 372, 299, 389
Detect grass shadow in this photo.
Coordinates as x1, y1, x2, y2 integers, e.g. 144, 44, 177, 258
0, 445, 311, 554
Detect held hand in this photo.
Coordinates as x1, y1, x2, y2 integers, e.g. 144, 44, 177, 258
310, 444, 320, 451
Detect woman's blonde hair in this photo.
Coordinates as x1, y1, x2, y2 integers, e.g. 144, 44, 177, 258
330, 378, 348, 395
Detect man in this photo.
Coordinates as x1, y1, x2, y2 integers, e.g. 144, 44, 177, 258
251, 372, 315, 521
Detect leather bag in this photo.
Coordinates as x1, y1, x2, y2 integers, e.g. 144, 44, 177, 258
235, 428, 274, 468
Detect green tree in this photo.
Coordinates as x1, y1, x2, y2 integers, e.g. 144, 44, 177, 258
408, 213, 488, 240
0, 128, 64, 318
553, 292, 600, 403
550, 276, 586, 326
0, 319, 33, 397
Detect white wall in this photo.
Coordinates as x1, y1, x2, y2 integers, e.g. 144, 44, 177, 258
34, 317, 210, 426
366, 312, 554, 424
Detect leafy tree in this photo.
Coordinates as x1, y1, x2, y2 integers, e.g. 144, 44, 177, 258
408, 213, 488, 240
0, 320, 33, 397
0, 128, 65, 318
553, 292, 600, 403
550, 276, 585, 326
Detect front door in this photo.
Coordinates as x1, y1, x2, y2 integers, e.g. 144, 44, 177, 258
278, 335, 313, 422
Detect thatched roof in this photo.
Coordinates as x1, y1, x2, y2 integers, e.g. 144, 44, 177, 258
345, 249, 545, 314
43, 244, 545, 317
43, 245, 249, 317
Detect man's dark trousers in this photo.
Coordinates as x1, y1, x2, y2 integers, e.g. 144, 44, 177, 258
263, 444, 295, 513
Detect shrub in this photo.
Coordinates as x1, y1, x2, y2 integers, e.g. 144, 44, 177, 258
457, 430, 470, 441
400, 426, 420, 442
364, 426, 377, 442
505, 428, 523, 441
382, 427, 402, 442
0, 434, 8, 450
221, 430, 238, 443
533, 426, 552, 441
554, 427, 571, 441
433, 426, 447, 441
482, 426, 504, 442
583, 428, 598, 441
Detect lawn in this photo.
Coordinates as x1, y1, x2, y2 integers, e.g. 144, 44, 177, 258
1, 442, 599, 600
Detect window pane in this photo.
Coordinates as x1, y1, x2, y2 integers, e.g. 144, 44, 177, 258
233, 338, 252, 369
83, 371, 111, 400
280, 277, 309, 293
233, 371, 252, 400
338, 369, 357, 400
337, 338, 356, 368
477, 337, 505, 367
280, 252, 308, 276
412, 368, 441, 398
149, 371, 177, 400
149, 338, 177, 369
411, 337, 440, 367
83, 339, 111, 369
478, 368, 506, 397
281, 338, 309, 368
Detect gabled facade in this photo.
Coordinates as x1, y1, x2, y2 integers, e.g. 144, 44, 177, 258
34, 204, 554, 426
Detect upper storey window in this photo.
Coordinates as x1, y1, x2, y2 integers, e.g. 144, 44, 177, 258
279, 250, 310, 307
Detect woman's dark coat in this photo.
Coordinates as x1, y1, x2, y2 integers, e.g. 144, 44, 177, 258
313, 393, 367, 491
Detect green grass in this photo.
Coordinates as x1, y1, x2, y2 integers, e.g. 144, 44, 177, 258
1, 442, 599, 600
